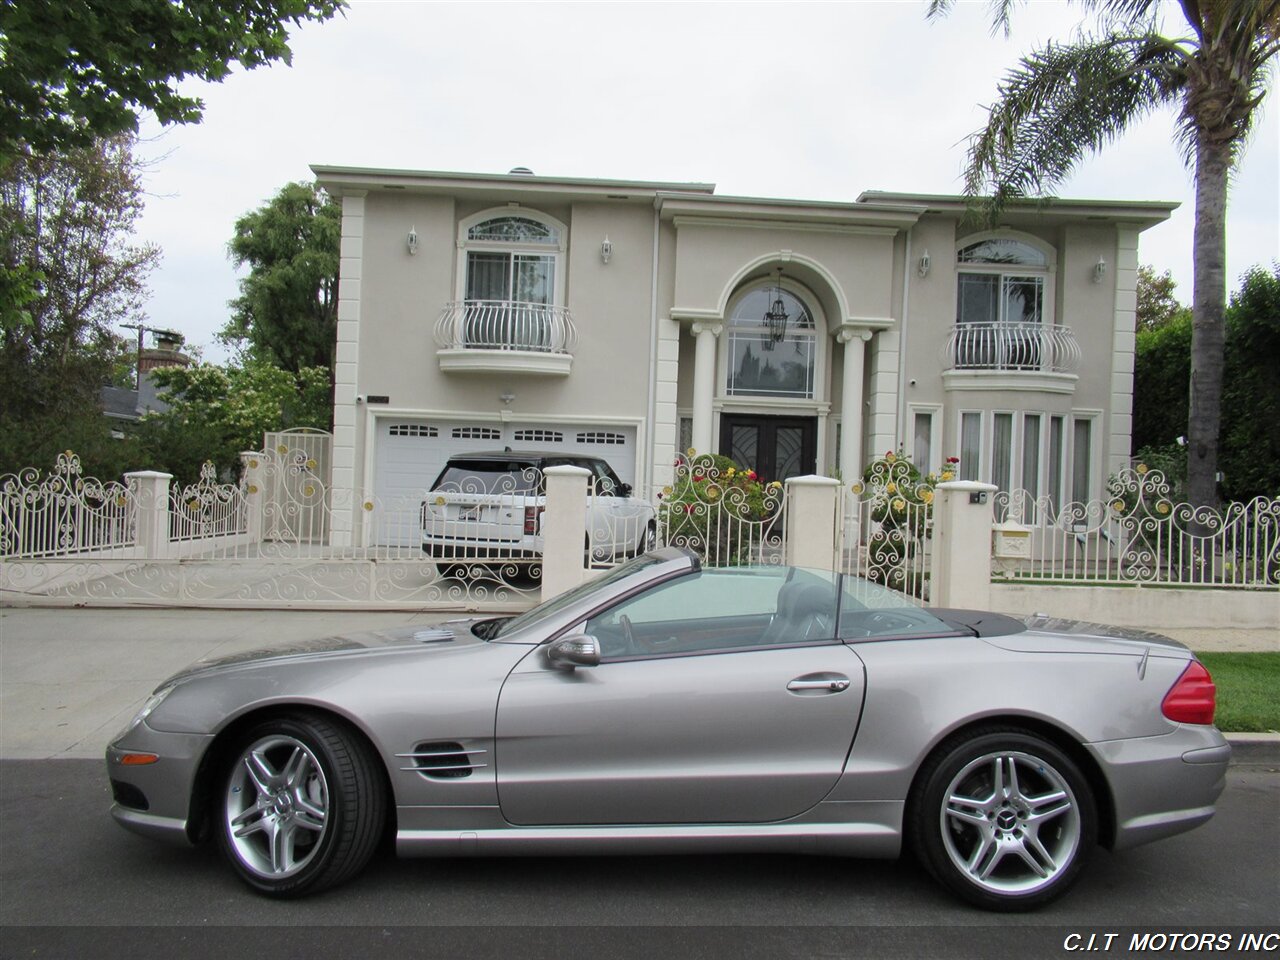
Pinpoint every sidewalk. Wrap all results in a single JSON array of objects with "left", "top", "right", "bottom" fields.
[{"left": 1, "top": 606, "right": 1275, "bottom": 761}]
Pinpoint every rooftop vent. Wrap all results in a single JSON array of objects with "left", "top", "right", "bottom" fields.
[{"left": 508, "top": 166, "right": 534, "bottom": 176}]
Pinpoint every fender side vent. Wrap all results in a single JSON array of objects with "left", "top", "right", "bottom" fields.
[{"left": 396, "top": 741, "right": 487, "bottom": 779}]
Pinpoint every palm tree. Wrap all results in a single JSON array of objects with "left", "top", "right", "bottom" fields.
[{"left": 928, "top": 0, "right": 1279, "bottom": 508}]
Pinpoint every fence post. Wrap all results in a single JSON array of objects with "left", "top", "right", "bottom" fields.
[
  {"left": 932, "top": 480, "right": 997, "bottom": 609},
  {"left": 240, "top": 452, "right": 265, "bottom": 543},
  {"left": 125, "top": 470, "right": 173, "bottom": 559},
  {"left": 541, "top": 465, "right": 591, "bottom": 602},
  {"left": 784, "top": 475, "right": 842, "bottom": 570}
]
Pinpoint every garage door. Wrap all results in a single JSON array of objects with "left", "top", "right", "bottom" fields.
[{"left": 373, "top": 418, "right": 638, "bottom": 545}]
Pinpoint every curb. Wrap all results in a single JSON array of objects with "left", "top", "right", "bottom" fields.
[{"left": 1225, "top": 732, "right": 1280, "bottom": 763}]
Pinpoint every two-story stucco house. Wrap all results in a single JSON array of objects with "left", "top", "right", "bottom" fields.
[{"left": 311, "top": 165, "right": 1174, "bottom": 546}]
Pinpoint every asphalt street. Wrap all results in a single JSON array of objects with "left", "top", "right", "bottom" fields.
[{"left": 1, "top": 757, "right": 1276, "bottom": 960}]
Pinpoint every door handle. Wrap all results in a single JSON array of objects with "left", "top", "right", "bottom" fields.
[{"left": 787, "top": 676, "right": 851, "bottom": 693}]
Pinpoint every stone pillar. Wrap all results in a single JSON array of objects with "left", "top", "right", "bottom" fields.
[
  {"left": 239, "top": 452, "right": 265, "bottom": 543},
  {"left": 125, "top": 470, "right": 173, "bottom": 559},
  {"left": 690, "top": 321, "right": 723, "bottom": 455},
  {"left": 541, "top": 465, "right": 591, "bottom": 602},
  {"left": 837, "top": 326, "right": 872, "bottom": 483},
  {"left": 931, "top": 480, "right": 997, "bottom": 609},
  {"left": 783, "top": 475, "right": 842, "bottom": 570}
]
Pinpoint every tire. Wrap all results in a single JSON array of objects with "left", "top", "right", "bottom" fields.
[
  {"left": 908, "top": 726, "right": 1096, "bottom": 911},
  {"left": 217, "top": 713, "right": 386, "bottom": 898}
]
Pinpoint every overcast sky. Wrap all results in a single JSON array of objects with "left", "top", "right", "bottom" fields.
[{"left": 132, "top": 0, "right": 1279, "bottom": 363}]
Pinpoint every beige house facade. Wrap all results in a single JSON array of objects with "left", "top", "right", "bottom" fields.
[{"left": 312, "top": 165, "right": 1174, "bottom": 546}]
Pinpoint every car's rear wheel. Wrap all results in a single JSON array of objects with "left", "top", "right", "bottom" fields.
[
  {"left": 217, "top": 713, "right": 385, "bottom": 898},
  {"left": 636, "top": 522, "right": 657, "bottom": 556},
  {"left": 909, "top": 727, "right": 1096, "bottom": 911}
]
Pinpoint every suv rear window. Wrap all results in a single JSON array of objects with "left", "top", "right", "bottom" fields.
[{"left": 432, "top": 460, "right": 541, "bottom": 494}]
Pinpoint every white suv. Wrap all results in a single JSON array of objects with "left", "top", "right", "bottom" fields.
[{"left": 421, "top": 452, "right": 656, "bottom": 568}]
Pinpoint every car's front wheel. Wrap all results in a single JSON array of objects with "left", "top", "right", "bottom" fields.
[
  {"left": 909, "top": 727, "right": 1096, "bottom": 911},
  {"left": 217, "top": 713, "right": 385, "bottom": 898}
]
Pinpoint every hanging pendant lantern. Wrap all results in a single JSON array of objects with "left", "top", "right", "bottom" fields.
[{"left": 763, "top": 269, "right": 789, "bottom": 348}]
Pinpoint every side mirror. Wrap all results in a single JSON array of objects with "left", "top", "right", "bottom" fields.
[
  {"left": 545, "top": 634, "right": 601, "bottom": 670},
  {"left": 617, "top": 482, "right": 632, "bottom": 498}
]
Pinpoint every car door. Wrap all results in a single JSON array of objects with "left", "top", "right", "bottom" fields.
[{"left": 494, "top": 566, "right": 866, "bottom": 826}]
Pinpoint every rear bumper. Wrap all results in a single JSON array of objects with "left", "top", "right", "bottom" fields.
[{"left": 1086, "top": 725, "right": 1230, "bottom": 851}]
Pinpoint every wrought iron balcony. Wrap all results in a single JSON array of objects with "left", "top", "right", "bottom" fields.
[
  {"left": 942, "top": 322, "right": 1081, "bottom": 374},
  {"left": 433, "top": 300, "right": 577, "bottom": 375}
]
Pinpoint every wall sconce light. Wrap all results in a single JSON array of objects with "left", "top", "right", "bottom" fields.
[
  {"left": 918, "top": 250, "right": 931, "bottom": 278},
  {"left": 407, "top": 227, "right": 419, "bottom": 256},
  {"left": 600, "top": 236, "right": 612, "bottom": 264},
  {"left": 1093, "top": 256, "right": 1107, "bottom": 283}
]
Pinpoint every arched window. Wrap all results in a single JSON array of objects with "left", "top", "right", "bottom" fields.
[
  {"left": 725, "top": 286, "right": 818, "bottom": 399},
  {"left": 954, "top": 234, "right": 1055, "bottom": 370},
  {"left": 462, "top": 214, "right": 562, "bottom": 306}
]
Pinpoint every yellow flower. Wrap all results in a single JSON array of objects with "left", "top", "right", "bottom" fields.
[
  {"left": 686, "top": 447, "right": 697, "bottom": 457},
  {"left": 1112, "top": 499, "right": 1127, "bottom": 514},
  {"left": 926, "top": 473, "right": 936, "bottom": 483},
  {"left": 921, "top": 491, "right": 934, "bottom": 504},
  {"left": 886, "top": 482, "right": 897, "bottom": 494},
  {"left": 1136, "top": 463, "right": 1149, "bottom": 475},
  {"left": 892, "top": 498, "right": 906, "bottom": 512},
  {"left": 662, "top": 486, "right": 672, "bottom": 497},
  {"left": 768, "top": 481, "right": 781, "bottom": 489},
  {"left": 726, "top": 468, "right": 735, "bottom": 477},
  {"left": 886, "top": 452, "right": 896, "bottom": 462},
  {"left": 941, "top": 471, "right": 954, "bottom": 482}
]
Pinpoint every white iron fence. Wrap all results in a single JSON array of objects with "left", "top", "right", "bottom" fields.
[
  {"left": 838, "top": 456, "right": 932, "bottom": 603},
  {"left": 654, "top": 455, "right": 785, "bottom": 567},
  {"left": 0, "top": 452, "right": 137, "bottom": 559},
  {"left": 993, "top": 467, "right": 1279, "bottom": 587}
]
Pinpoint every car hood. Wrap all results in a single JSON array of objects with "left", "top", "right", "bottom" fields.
[
  {"left": 984, "top": 615, "right": 1193, "bottom": 657},
  {"left": 162, "top": 618, "right": 500, "bottom": 687}
]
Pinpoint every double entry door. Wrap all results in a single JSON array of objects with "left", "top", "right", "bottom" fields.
[{"left": 719, "top": 414, "right": 817, "bottom": 485}]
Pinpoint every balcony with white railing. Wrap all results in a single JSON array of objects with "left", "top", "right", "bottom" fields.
[
  {"left": 941, "top": 322, "right": 1081, "bottom": 392},
  {"left": 433, "top": 300, "right": 577, "bottom": 375}
]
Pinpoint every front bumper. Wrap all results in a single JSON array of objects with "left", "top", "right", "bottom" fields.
[
  {"left": 106, "top": 722, "right": 214, "bottom": 846},
  {"left": 1086, "top": 724, "right": 1231, "bottom": 851}
]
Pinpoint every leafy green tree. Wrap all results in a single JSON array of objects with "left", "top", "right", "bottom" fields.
[
  {"left": 1137, "top": 264, "right": 1189, "bottom": 331},
  {"left": 1219, "top": 264, "right": 1280, "bottom": 500},
  {"left": 0, "top": 0, "right": 345, "bottom": 157},
  {"left": 222, "top": 181, "right": 340, "bottom": 374},
  {"left": 1133, "top": 264, "right": 1280, "bottom": 502},
  {"left": 0, "top": 136, "right": 157, "bottom": 476},
  {"left": 138, "top": 359, "right": 331, "bottom": 482},
  {"left": 927, "top": 0, "right": 1280, "bottom": 509}
]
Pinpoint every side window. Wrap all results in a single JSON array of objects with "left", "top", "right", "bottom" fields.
[
  {"left": 583, "top": 568, "right": 838, "bottom": 659},
  {"left": 838, "top": 576, "right": 956, "bottom": 640}
]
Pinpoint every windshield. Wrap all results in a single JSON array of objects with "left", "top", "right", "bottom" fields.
[
  {"left": 432, "top": 461, "right": 541, "bottom": 495},
  {"left": 492, "top": 553, "right": 671, "bottom": 639}
]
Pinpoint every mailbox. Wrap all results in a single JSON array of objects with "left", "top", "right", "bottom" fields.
[{"left": 992, "top": 520, "right": 1033, "bottom": 559}]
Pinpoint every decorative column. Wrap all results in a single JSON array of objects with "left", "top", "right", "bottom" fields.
[
  {"left": 690, "top": 321, "right": 723, "bottom": 455},
  {"left": 931, "top": 480, "right": 997, "bottom": 609},
  {"left": 541, "top": 465, "right": 592, "bottom": 602},
  {"left": 837, "top": 326, "right": 873, "bottom": 483},
  {"left": 124, "top": 470, "right": 173, "bottom": 559},
  {"left": 783, "top": 475, "right": 842, "bottom": 570}
]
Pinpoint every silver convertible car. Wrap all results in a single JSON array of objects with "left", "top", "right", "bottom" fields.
[{"left": 106, "top": 547, "right": 1229, "bottom": 910}]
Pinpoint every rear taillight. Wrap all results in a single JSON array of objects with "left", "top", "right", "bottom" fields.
[
  {"left": 524, "top": 505, "right": 544, "bottom": 536},
  {"left": 1162, "top": 660, "right": 1216, "bottom": 725}
]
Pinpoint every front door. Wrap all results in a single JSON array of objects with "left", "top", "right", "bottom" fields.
[{"left": 719, "top": 415, "right": 817, "bottom": 484}]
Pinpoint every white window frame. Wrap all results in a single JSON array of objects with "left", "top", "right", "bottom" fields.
[
  {"left": 908, "top": 403, "right": 942, "bottom": 475},
  {"left": 718, "top": 278, "right": 827, "bottom": 406},
  {"left": 455, "top": 206, "right": 569, "bottom": 307},
  {"left": 954, "top": 230, "right": 1058, "bottom": 328},
  {"left": 957, "top": 410, "right": 984, "bottom": 483},
  {"left": 1069, "top": 409, "right": 1102, "bottom": 505},
  {"left": 1019, "top": 412, "right": 1044, "bottom": 500}
]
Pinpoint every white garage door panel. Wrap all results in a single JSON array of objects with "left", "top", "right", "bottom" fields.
[{"left": 374, "top": 419, "right": 638, "bottom": 509}]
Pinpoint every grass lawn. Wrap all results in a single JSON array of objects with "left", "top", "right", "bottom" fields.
[{"left": 1194, "top": 652, "right": 1280, "bottom": 733}]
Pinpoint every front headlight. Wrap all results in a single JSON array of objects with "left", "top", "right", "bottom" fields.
[{"left": 114, "top": 685, "right": 175, "bottom": 740}]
